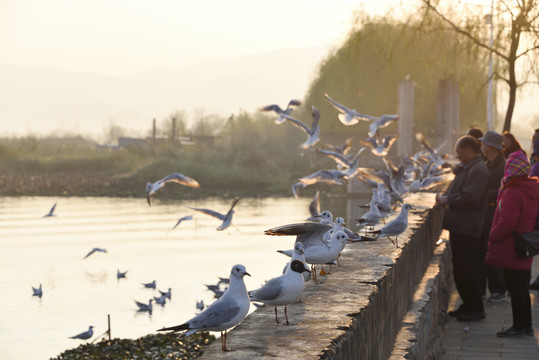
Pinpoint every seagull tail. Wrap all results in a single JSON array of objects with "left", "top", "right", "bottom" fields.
[{"left": 157, "top": 323, "right": 189, "bottom": 333}]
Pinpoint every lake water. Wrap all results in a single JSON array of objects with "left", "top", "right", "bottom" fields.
[{"left": 0, "top": 195, "right": 367, "bottom": 360}]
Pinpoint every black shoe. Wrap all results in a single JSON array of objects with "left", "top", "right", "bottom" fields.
[
  {"left": 525, "top": 327, "right": 534, "bottom": 336},
  {"left": 496, "top": 327, "right": 526, "bottom": 338},
  {"left": 448, "top": 309, "right": 462, "bottom": 317},
  {"left": 529, "top": 282, "right": 539, "bottom": 290},
  {"left": 457, "top": 311, "right": 485, "bottom": 322}
]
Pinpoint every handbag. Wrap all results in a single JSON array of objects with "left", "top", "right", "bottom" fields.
[{"left": 513, "top": 230, "right": 539, "bottom": 258}]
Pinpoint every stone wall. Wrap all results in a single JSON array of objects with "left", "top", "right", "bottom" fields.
[{"left": 199, "top": 192, "right": 447, "bottom": 359}]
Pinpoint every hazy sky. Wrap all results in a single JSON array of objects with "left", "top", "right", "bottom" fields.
[{"left": 1, "top": 0, "right": 364, "bottom": 76}]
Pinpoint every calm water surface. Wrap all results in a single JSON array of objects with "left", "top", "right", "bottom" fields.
[{"left": 0, "top": 195, "right": 365, "bottom": 360}]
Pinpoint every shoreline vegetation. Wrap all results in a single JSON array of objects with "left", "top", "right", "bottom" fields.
[{"left": 51, "top": 332, "right": 215, "bottom": 360}]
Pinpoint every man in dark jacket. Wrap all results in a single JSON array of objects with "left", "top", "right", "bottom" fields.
[
  {"left": 437, "top": 135, "right": 489, "bottom": 321},
  {"left": 478, "top": 131, "right": 506, "bottom": 302}
]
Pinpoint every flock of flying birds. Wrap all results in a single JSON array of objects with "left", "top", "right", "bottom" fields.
[{"left": 32, "top": 94, "right": 452, "bottom": 350}]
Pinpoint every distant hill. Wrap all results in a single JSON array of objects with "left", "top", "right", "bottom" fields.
[{"left": 0, "top": 46, "right": 329, "bottom": 139}]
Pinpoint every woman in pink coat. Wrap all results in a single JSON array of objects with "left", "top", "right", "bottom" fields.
[{"left": 486, "top": 150, "right": 539, "bottom": 338}]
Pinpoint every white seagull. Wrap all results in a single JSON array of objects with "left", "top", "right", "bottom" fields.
[
  {"left": 368, "top": 114, "right": 399, "bottom": 138},
  {"left": 370, "top": 203, "right": 413, "bottom": 247},
  {"left": 83, "top": 247, "right": 107, "bottom": 259},
  {"left": 280, "top": 242, "right": 311, "bottom": 282},
  {"left": 145, "top": 172, "right": 200, "bottom": 206},
  {"left": 249, "top": 260, "right": 311, "bottom": 325},
  {"left": 306, "top": 190, "right": 321, "bottom": 221},
  {"left": 324, "top": 93, "right": 370, "bottom": 126},
  {"left": 32, "top": 284, "right": 43, "bottom": 298},
  {"left": 135, "top": 299, "right": 153, "bottom": 313},
  {"left": 281, "top": 105, "right": 321, "bottom": 149},
  {"left": 43, "top": 202, "right": 57, "bottom": 217},
  {"left": 259, "top": 99, "right": 302, "bottom": 124},
  {"left": 69, "top": 326, "right": 94, "bottom": 340},
  {"left": 158, "top": 264, "right": 251, "bottom": 352},
  {"left": 361, "top": 135, "right": 399, "bottom": 157},
  {"left": 170, "top": 215, "right": 193, "bottom": 231},
  {"left": 356, "top": 196, "right": 382, "bottom": 230},
  {"left": 189, "top": 197, "right": 240, "bottom": 231}
]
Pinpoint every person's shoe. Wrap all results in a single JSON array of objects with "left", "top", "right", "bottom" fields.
[
  {"left": 496, "top": 327, "right": 526, "bottom": 338},
  {"left": 529, "top": 282, "right": 539, "bottom": 290},
  {"left": 457, "top": 311, "right": 486, "bottom": 322},
  {"left": 448, "top": 309, "right": 463, "bottom": 317},
  {"left": 525, "top": 327, "right": 534, "bottom": 336},
  {"left": 487, "top": 292, "right": 506, "bottom": 303}
]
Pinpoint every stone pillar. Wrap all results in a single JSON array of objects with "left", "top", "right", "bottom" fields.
[
  {"left": 397, "top": 79, "right": 415, "bottom": 158},
  {"left": 437, "top": 77, "right": 460, "bottom": 154}
]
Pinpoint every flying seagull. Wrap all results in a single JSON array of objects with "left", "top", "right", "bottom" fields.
[
  {"left": 83, "top": 247, "right": 107, "bottom": 260},
  {"left": 324, "top": 93, "right": 370, "bottom": 126},
  {"left": 169, "top": 215, "right": 193, "bottom": 231},
  {"left": 158, "top": 264, "right": 251, "bottom": 352},
  {"left": 259, "top": 99, "right": 302, "bottom": 124},
  {"left": 146, "top": 172, "right": 200, "bottom": 206},
  {"left": 69, "top": 326, "right": 94, "bottom": 340},
  {"left": 281, "top": 105, "right": 321, "bottom": 149},
  {"left": 189, "top": 197, "right": 240, "bottom": 231}
]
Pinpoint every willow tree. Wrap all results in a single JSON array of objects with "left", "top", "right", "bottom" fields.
[
  {"left": 421, "top": 0, "right": 539, "bottom": 132},
  {"left": 301, "top": 12, "right": 489, "bottom": 139}
]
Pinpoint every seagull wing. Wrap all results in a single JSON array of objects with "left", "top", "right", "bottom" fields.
[
  {"left": 281, "top": 114, "right": 310, "bottom": 133},
  {"left": 162, "top": 173, "right": 200, "bottom": 188},
  {"left": 308, "top": 190, "right": 320, "bottom": 219},
  {"left": 171, "top": 215, "right": 193, "bottom": 230},
  {"left": 190, "top": 207, "right": 226, "bottom": 221},
  {"left": 259, "top": 104, "right": 284, "bottom": 113},
  {"left": 83, "top": 248, "right": 97, "bottom": 259},
  {"left": 188, "top": 298, "right": 241, "bottom": 330},
  {"left": 250, "top": 277, "right": 283, "bottom": 302}
]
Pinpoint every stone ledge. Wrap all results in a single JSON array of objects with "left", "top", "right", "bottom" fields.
[{"left": 199, "top": 192, "right": 444, "bottom": 360}]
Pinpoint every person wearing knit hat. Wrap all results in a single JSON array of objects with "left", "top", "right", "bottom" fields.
[
  {"left": 486, "top": 150, "right": 539, "bottom": 338},
  {"left": 529, "top": 138, "right": 539, "bottom": 291},
  {"left": 478, "top": 130, "right": 506, "bottom": 303}
]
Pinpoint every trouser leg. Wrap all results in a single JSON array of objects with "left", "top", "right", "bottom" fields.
[{"left": 504, "top": 268, "right": 532, "bottom": 330}]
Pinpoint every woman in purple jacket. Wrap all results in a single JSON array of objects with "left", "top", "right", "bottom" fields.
[{"left": 486, "top": 150, "right": 539, "bottom": 338}]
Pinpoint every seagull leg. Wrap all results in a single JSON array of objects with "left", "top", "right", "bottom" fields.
[
  {"left": 395, "top": 236, "right": 400, "bottom": 248},
  {"left": 284, "top": 305, "right": 290, "bottom": 326},
  {"left": 221, "top": 330, "right": 234, "bottom": 352},
  {"left": 274, "top": 306, "right": 280, "bottom": 324},
  {"left": 311, "top": 265, "right": 318, "bottom": 283}
]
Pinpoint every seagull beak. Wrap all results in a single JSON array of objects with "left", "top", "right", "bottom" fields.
[{"left": 244, "top": 272, "right": 251, "bottom": 277}]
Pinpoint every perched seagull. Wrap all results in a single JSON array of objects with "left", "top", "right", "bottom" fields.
[
  {"left": 135, "top": 299, "right": 153, "bottom": 313},
  {"left": 170, "top": 215, "right": 193, "bottom": 231},
  {"left": 117, "top": 269, "right": 128, "bottom": 279},
  {"left": 32, "top": 284, "right": 43, "bottom": 298},
  {"left": 361, "top": 135, "right": 399, "bottom": 157},
  {"left": 269, "top": 221, "right": 333, "bottom": 252},
  {"left": 259, "top": 99, "right": 302, "bottom": 125},
  {"left": 280, "top": 242, "right": 311, "bottom": 282},
  {"left": 158, "top": 264, "right": 251, "bottom": 352},
  {"left": 142, "top": 280, "right": 156, "bottom": 289},
  {"left": 249, "top": 260, "right": 311, "bottom": 325},
  {"left": 154, "top": 295, "right": 167, "bottom": 306},
  {"left": 43, "top": 202, "right": 57, "bottom": 217},
  {"left": 324, "top": 93, "right": 370, "bottom": 126},
  {"left": 281, "top": 105, "right": 321, "bottom": 149},
  {"left": 83, "top": 247, "right": 107, "bottom": 260},
  {"left": 370, "top": 203, "right": 413, "bottom": 247},
  {"left": 145, "top": 172, "right": 200, "bottom": 206},
  {"left": 189, "top": 197, "right": 240, "bottom": 231},
  {"left": 302, "top": 231, "right": 350, "bottom": 281},
  {"left": 159, "top": 288, "right": 172, "bottom": 300},
  {"left": 69, "top": 326, "right": 94, "bottom": 340},
  {"left": 306, "top": 190, "right": 321, "bottom": 221},
  {"left": 196, "top": 300, "right": 205, "bottom": 311},
  {"left": 356, "top": 197, "right": 381, "bottom": 231}
]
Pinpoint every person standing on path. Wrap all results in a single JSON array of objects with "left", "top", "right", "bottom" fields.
[
  {"left": 437, "top": 135, "right": 489, "bottom": 322},
  {"left": 486, "top": 150, "right": 539, "bottom": 338},
  {"left": 478, "top": 131, "right": 507, "bottom": 302}
]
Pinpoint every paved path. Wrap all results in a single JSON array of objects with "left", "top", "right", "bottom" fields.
[{"left": 440, "top": 259, "right": 539, "bottom": 359}]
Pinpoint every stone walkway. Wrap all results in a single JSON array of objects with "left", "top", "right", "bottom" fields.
[{"left": 440, "top": 260, "right": 539, "bottom": 360}]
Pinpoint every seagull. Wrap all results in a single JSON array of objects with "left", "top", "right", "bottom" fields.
[
  {"left": 324, "top": 93, "right": 371, "bottom": 126},
  {"left": 249, "top": 260, "right": 311, "bottom": 325},
  {"left": 268, "top": 221, "right": 333, "bottom": 252},
  {"left": 280, "top": 242, "right": 311, "bottom": 282},
  {"left": 32, "top": 284, "right": 42, "bottom": 298},
  {"left": 158, "top": 264, "right": 251, "bottom": 352},
  {"left": 82, "top": 247, "right": 107, "bottom": 259},
  {"left": 323, "top": 138, "right": 353, "bottom": 156},
  {"left": 297, "top": 169, "right": 348, "bottom": 187},
  {"left": 306, "top": 190, "right": 321, "bottom": 221},
  {"left": 317, "top": 147, "right": 368, "bottom": 178},
  {"left": 189, "top": 197, "right": 240, "bottom": 231},
  {"left": 135, "top": 299, "right": 153, "bottom": 313},
  {"left": 159, "top": 288, "right": 172, "bottom": 300},
  {"left": 43, "top": 202, "right": 57, "bottom": 217},
  {"left": 356, "top": 197, "right": 381, "bottom": 231},
  {"left": 367, "top": 114, "right": 399, "bottom": 138},
  {"left": 117, "top": 269, "right": 128, "bottom": 279},
  {"left": 281, "top": 105, "right": 321, "bottom": 149},
  {"left": 170, "top": 215, "right": 193, "bottom": 231},
  {"left": 142, "top": 280, "right": 156, "bottom": 289},
  {"left": 302, "top": 231, "right": 350, "bottom": 281},
  {"left": 370, "top": 203, "right": 413, "bottom": 247},
  {"left": 154, "top": 295, "right": 167, "bottom": 306},
  {"left": 361, "top": 135, "right": 399, "bottom": 157},
  {"left": 145, "top": 172, "right": 200, "bottom": 206},
  {"left": 196, "top": 300, "right": 205, "bottom": 311},
  {"left": 259, "top": 99, "right": 302, "bottom": 124},
  {"left": 217, "top": 277, "right": 230, "bottom": 286},
  {"left": 69, "top": 326, "right": 94, "bottom": 340}
]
